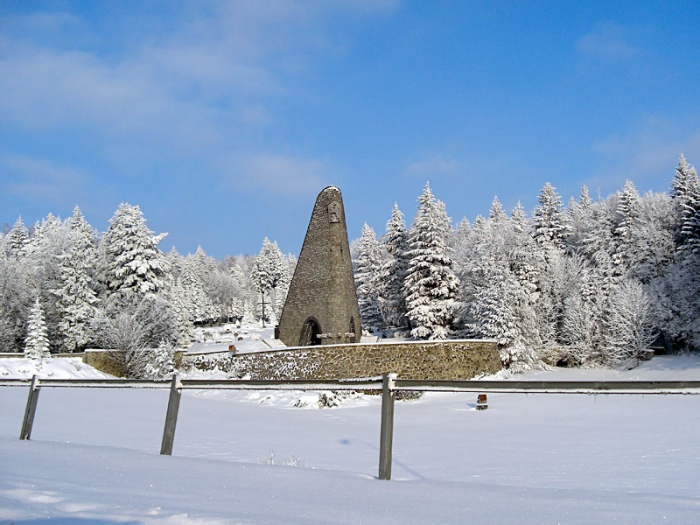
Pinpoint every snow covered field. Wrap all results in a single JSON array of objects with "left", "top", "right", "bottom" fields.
[
  {"left": 187, "top": 325, "right": 279, "bottom": 355},
  {"left": 185, "top": 324, "right": 382, "bottom": 356},
  {"left": 1, "top": 355, "right": 700, "bottom": 523}
]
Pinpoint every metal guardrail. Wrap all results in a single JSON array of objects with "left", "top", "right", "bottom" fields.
[
  {"left": 4, "top": 374, "right": 700, "bottom": 480},
  {"left": 5, "top": 377, "right": 700, "bottom": 392},
  {"left": 394, "top": 379, "right": 700, "bottom": 394},
  {"left": 1, "top": 378, "right": 172, "bottom": 389},
  {"left": 5, "top": 377, "right": 700, "bottom": 395},
  {"left": 0, "top": 377, "right": 384, "bottom": 390}
]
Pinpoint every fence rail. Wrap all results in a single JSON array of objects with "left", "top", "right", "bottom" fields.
[
  {"left": 4, "top": 375, "right": 700, "bottom": 480},
  {"left": 0, "top": 377, "right": 385, "bottom": 390},
  {"left": 5, "top": 377, "right": 700, "bottom": 393},
  {"left": 394, "top": 379, "right": 700, "bottom": 394}
]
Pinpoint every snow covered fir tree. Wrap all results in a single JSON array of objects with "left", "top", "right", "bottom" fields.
[
  {"left": 24, "top": 297, "right": 50, "bottom": 362},
  {"left": 353, "top": 223, "right": 384, "bottom": 332},
  {"left": 0, "top": 203, "right": 296, "bottom": 377},
  {"left": 402, "top": 183, "right": 460, "bottom": 340},
  {"left": 349, "top": 154, "right": 700, "bottom": 369},
  {"left": 250, "top": 238, "right": 291, "bottom": 328},
  {"left": 2, "top": 154, "right": 700, "bottom": 372}
]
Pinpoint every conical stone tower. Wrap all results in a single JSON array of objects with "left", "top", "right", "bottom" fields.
[{"left": 275, "top": 186, "right": 362, "bottom": 347}]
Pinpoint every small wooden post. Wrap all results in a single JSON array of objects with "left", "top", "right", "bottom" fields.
[
  {"left": 20, "top": 375, "right": 41, "bottom": 440},
  {"left": 378, "top": 373, "right": 396, "bottom": 480},
  {"left": 160, "top": 374, "right": 182, "bottom": 455}
]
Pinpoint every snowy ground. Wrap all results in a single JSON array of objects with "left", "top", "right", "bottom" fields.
[
  {"left": 187, "top": 323, "right": 391, "bottom": 355},
  {"left": 1, "top": 354, "right": 700, "bottom": 523},
  {"left": 0, "top": 357, "right": 110, "bottom": 381},
  {"left": 187, "top": 324, "right": 279, "bottom": 355}
]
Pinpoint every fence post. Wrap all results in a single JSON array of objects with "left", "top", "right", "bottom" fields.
[
  {"left": 378, "top": 373, "right": 396, "bottom": 480},
  {"left": 160, "top": 374, "right": 182, "bottom": 455},
  {"left": 20, "top": 375, "right": 41, "bottom": 440}
]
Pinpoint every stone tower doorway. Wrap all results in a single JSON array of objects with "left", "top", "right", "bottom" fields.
[
  {"left": 300, "top": 318, "right": 322, "bottom": 346},
  {"left": 349, "top": 317, "right": 356, "bottom": 343}
]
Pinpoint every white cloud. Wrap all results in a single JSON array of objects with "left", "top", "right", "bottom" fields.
[
  {"left": 404, "top": 155, "right": 460, "bottom": 178},
  {"left": 1, "top": 153, "right": 88, "bottom": 202},
  {"left": 236, "top": 153, "right": 329, "bottom": 195},
  {"left": 0, "top": 45, "right": 223, "bottom": 146},
  {"left": 576, "top": 21, "right": 642, "bottom": 61},
  {"left": 241, "top": 105, "right": 275, "bottom": 127},
  {"left": 588, "top": 115, "right": 700, "bottom": 192},
  {"left": 0, "top": 11, "right": 81, "bottom": 43},
  {"left": 0, "top": 2, "right": 398, "bottom": 172}
]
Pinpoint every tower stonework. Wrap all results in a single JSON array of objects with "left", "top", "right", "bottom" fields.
[{"left": 276, "top": 186, "right": 362, "bottom": 347}]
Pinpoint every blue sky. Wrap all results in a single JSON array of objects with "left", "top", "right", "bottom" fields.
[{"left": 1, "top": 1, "right": 699, "bottom": 258}]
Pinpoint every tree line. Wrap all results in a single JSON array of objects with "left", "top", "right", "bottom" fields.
[
  {"left": 353, "top": 155, "right": 699, "bottom": 370},
  {"left": 0, "top": 204, "right": 295, "bottom": 365},
  {"left": 3, "top": 154, "right": 698, "bottom": 371}
]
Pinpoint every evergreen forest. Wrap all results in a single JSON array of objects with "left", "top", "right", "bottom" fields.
[{"left": 2, "top": 155, "right": 699, "bottom": 372}]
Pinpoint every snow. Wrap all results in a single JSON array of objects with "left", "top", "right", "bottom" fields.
[
  {"left": 0, "top": 357, "right": 110, "bottom": 380},
  {"left": 1, "top": 355, "right": 700, "bottom": 523},
  {"left": 187, "top": 324, "right": 281, "bottom": 355}
]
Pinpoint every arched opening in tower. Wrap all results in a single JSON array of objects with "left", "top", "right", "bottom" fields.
[
  {"left": 300, "top": 318, "right": 322, "bottom": 346},
  {"left": 349, "top": 317, "right": 356, "bottom": 342}
]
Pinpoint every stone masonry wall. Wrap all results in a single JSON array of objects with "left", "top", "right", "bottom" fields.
[
  {"left": 184, "top": 340, "right": 502, "bottom": 381},
  {"left": 276, "top": 186, "right": 362, "bottom": 346},
  {"left": 82, "top": 349, "right": 186, "bottom": 377}
]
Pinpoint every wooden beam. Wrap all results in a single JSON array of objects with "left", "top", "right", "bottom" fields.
[
  {"left": 378, "top": 373, "right": 396, "bottom": 480},
  {"left": 160, "top": 374, "right": 183, "bottom": 455},
  {"left": 19, "top": 375, "right": 41, "bottom": 440}
]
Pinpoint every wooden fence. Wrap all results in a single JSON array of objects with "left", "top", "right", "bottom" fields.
[{"left": 3, "top": 375, "right": 700, "bottom": 480}]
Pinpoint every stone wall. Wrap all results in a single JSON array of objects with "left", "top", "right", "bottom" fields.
[
  {"left": 83, "top": 350, "right": 123, "bottom": 377},
  {"left": 82, "top": 349, "right": 187, "bottom": 377},
  {"left": 183, "top": 339, "right": 502, "bottom": 381}
]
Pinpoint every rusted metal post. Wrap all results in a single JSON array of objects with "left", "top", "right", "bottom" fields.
[
  {"left": 378, "top": 373, "right": 396, "bottom": 480},
  {"left": 160, "top": 374, "right": 182, "bottom": 455},
  {"left": 20, "top": 375, "right": 41, "bottom": 440}
]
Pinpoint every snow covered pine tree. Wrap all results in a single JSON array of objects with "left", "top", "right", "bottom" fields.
[
  {"left": 353, "top": 223, "right": 384, "bottom": 332},
  {"left": 376, "top": 204, "right": 410, "bottom": 330},
  {"left": 24, "top": 297, "right": 50, "bottom": 362},
  {"left": 403, "top": 183, "right": 460, "bottom": 339}
]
